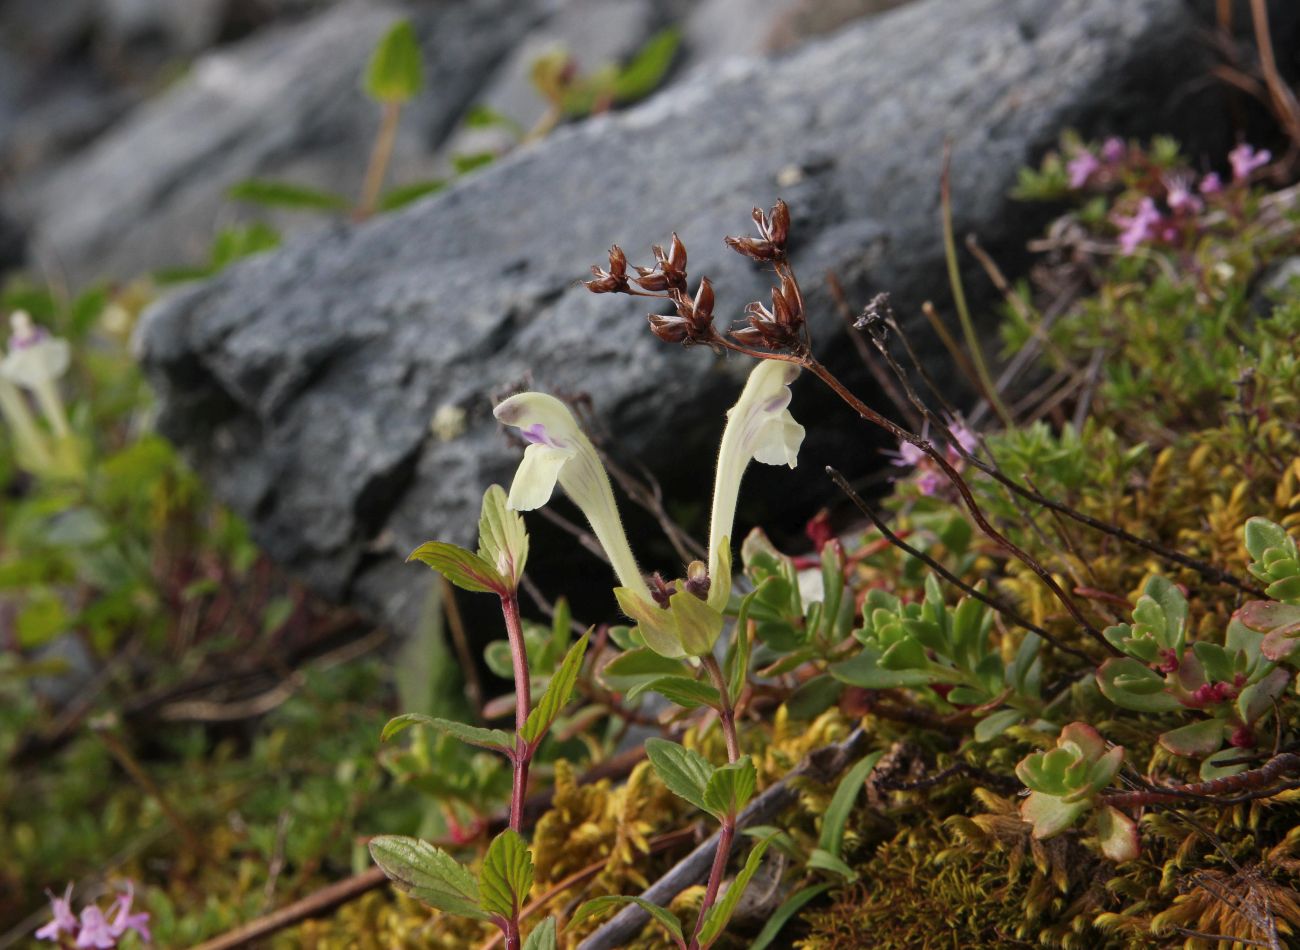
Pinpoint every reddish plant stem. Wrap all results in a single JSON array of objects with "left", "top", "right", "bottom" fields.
[
  {"left": 691, "top": 655, "right": 741, "bottom": 949},
  {"left": 500, "top": 592, "right": 532, "bottom": 835},
  {"left": 1104, "top": 752, "right": 1300, "bottom": 808}
]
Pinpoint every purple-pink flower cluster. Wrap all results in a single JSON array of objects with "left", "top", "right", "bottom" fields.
[
  {"left": 1065, "top": 137, "right": 1274, "bottom": 257},
  {"left": 36, "top": 883, "right": 150, "bottom": 947},
  {"left": 889, "top": 419, "right": 978, "bottom": 497}
]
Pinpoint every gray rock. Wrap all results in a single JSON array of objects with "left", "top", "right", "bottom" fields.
[
  {"left": 12, "top": 0, "right": 540, "bottom": 285},
  {"left": 137, "top": 0, "right": 1239, "bottom": 633},
  {"left": 681, "top": 0, "right": 913, "bottom": 69}
]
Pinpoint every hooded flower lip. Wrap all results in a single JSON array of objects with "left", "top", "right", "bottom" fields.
[
  {"left": 494, "top": 392, "right": 651, "bottom": 602},
  {"left": 708, "top": 360, "right": 805, "bottom": 608}
]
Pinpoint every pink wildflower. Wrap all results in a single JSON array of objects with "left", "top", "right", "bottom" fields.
[
  {"left": 916, "top": 470, "right": 944, "bottom": 496},
  {"left": 1164, "top": 175, "right": 1202, "bottom": 214},
  {"left": 1100, "top": 137, "right": 1126, "bottom": 164},
  {"left": 1113, "top": 197, "right": 1162, "bottom": 254},
  {"left": 75, "top": 906, "right": 116, "bottom": 949},
  {"left": 892, "top": 441, "right": 926, "bottom": 467},
  {"left": 1199, "top": 171, "right": 1223, "bottom": 195},
  {"left": 1228, "top": 143, "right": 1271, "bottom": 182},
  {"left": 35, "top": 885, "right": 78, "bottom": 942},
  {"left": 109, "top": 883, "right": 151, "bottom": 944},
  {"left": 1066, "top": 150, "right": 1100, "bottom": 189}
]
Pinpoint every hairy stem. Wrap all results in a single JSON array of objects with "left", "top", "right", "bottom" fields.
[
  {"left": 500, "top": 592, "right": 532, "bottom": 834},
  {"left": 691, "top": 654, "right": 741, "bottom": 948}
]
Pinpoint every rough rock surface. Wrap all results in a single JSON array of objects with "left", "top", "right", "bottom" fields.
[
  {"left": 10, "top": 0, "right": 539, "bottom": 285},
  {"left": 138, "top": 0, "right": 1238, "bottom": 632}
]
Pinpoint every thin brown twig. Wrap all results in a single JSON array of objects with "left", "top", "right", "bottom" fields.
[
  {"left": 860, "top": 310, "right": 1262, "bottom": 596},
  {"left": 1249, "top": 0, "right": 1300, "bottom": 151},
  {"left": 920, "top": 300, "right": 985, "bottom": 402}
]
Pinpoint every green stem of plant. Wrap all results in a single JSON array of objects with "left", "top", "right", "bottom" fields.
[
  {"left": 500, "top": 592, "right": 532, "bottom": 835},
  {"left": 356, "top": 100, "right": 402, "bottom": 220},
  {"left": 940, "top": 143, "right": 1013, "bottom": 426}
]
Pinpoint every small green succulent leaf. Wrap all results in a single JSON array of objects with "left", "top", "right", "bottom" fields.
[
  {"left": 478, "top": 484, "right": 529, "bottom": 591},
  {"left": 1237, "top": 600, "right": 1300, "bottom": 662},
  {"left": 1020, "top": 791, "right": 1090, "bottom": 838},
  {"left": 570, "top": 896, "right": 684, "bottom": 944},
  {"left": 368, "top": 836, "right": 488, "bottom": 920},
  {"left": 1158, "top": 718, "right": 1226, "bottom": 758},
  {"left": 522, "top": 917, "right": 558, "bottom": 950},
  {"left": 1237, "top": 668, "right": 1291, "bottom": 724},
  {"left": 1096, "top": 657, "right": 1181, "bottom": 712},
  {"left": 364, "top": 19, "right": 423, "bottom": 103},
  {"left": 407, "top": 541, "right": 504, "bottom": 595},
  {"left": 645, "top": 738, "right": 713, "bottom": 815},
  {"left": 819, "top": 750, "right": 883, "bottom": 859},
  {"left": 703, "top": 756, "right": 757, "bottom": 820},
  {"left": 697, "top": 839, "right": 771, "bottom": 946},
  {"left": 381, "top": 714, "right": 514, "bottom": 755},
  {"left": 1244, "top": 517, "right": 1300, "bottom": 602},
  {"left": 1095, "top": 805, "right": 1140, "bottom": 862},
  {"left": 479, "top": 829, "right": 533, "bottom": 920},
  {"left": 521, "top": 631, "right": 589, "bottom": 745}
]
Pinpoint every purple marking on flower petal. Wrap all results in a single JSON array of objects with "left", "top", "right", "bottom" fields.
[
  {"left": 763, "top": 394, "right": 787, "bottom": 413},
  {"left": 520, "top": 423, "right": 549, "bottom": 445}
]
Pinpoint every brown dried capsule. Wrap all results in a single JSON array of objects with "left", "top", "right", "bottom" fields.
[{"left": 584, "top": 245, "right": 630, "bottom": 293}]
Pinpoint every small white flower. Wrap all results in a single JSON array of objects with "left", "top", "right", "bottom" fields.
[
  {"left": 707, "top": 360, "right": 804, "bottom": 607},
  {"left": 494, "top": 392, "right": 651, "bottom": 602},
  {"left": 3, "top": 311, "right": 71, "bottom": 438}
]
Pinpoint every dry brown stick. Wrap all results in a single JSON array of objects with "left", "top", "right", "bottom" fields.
[
  {"left": 577, "top": 727, "right": 873, "bottom": 950},
  {"left": 192, "top": 867, "right": 389, "bottom": 950},
  {"left": 920, "top": 300, "right": 985, "bottom": 404},
  {"left": 1249, "top": 0, "right": 1300, "bottom": 151}
]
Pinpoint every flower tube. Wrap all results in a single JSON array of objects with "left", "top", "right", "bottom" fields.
[{"left": 494, "top": 392, "right": 650, "bottom": 603}]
